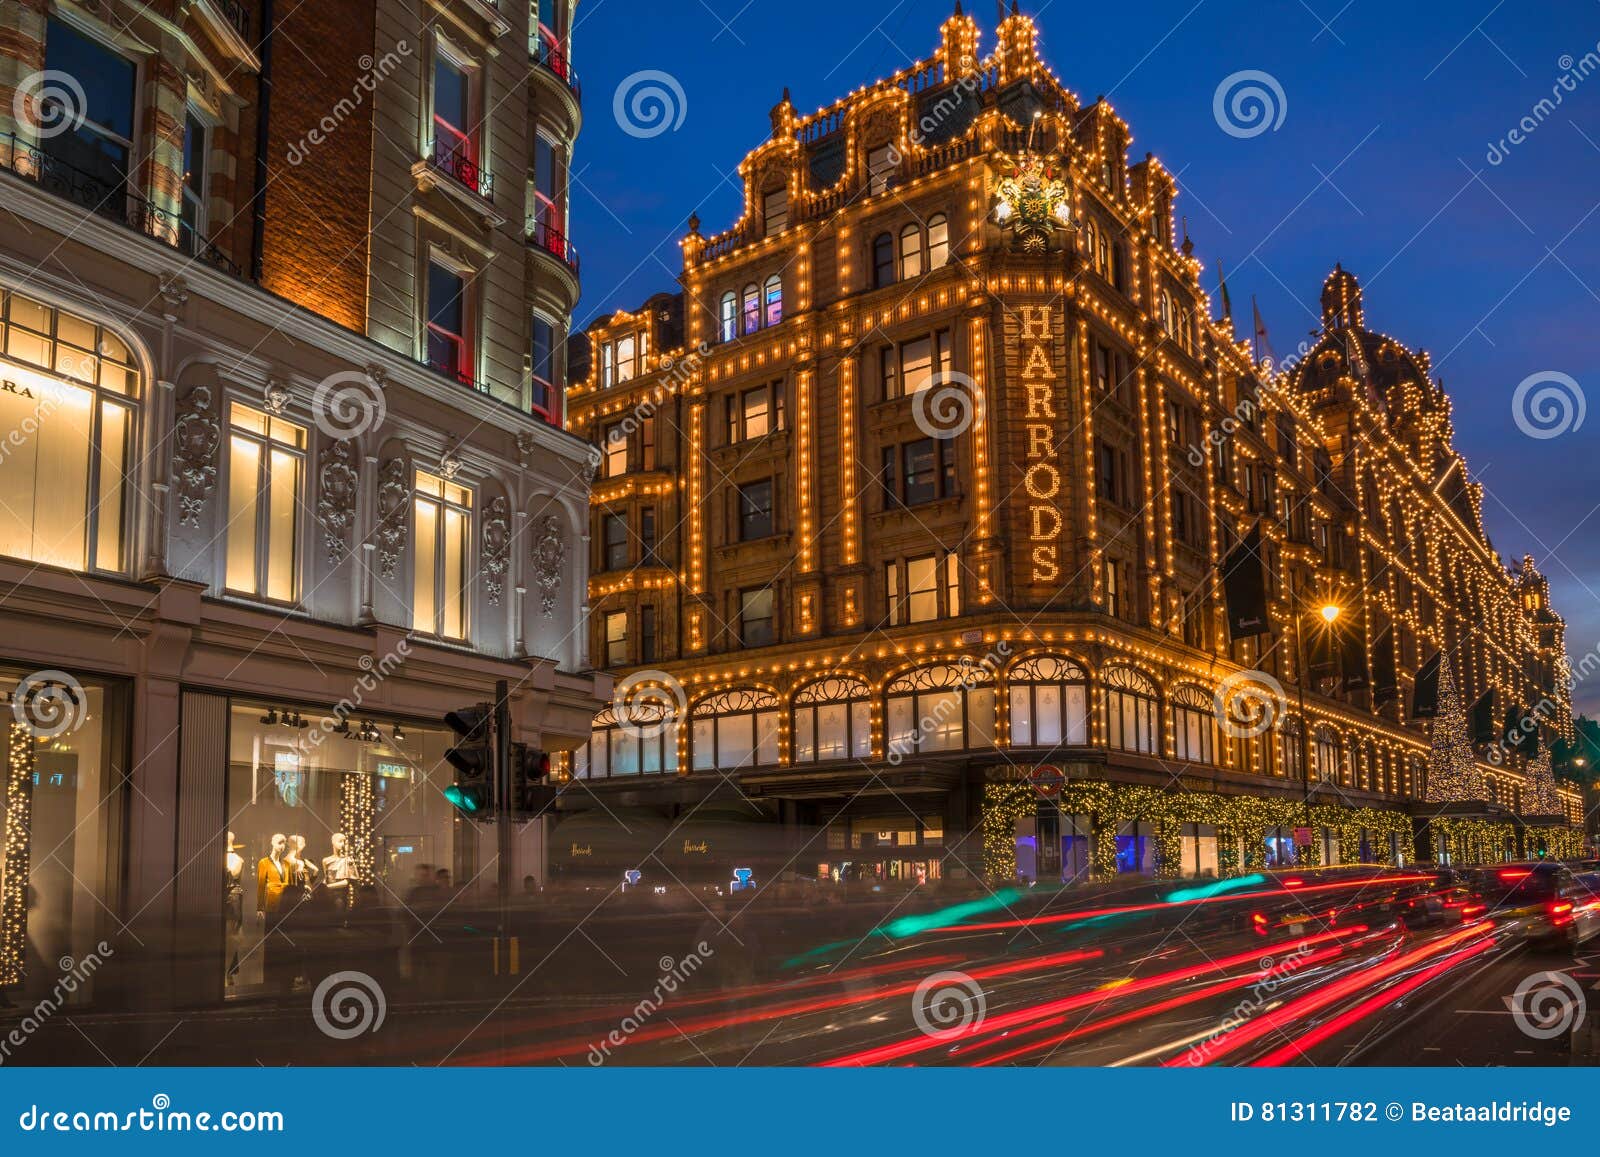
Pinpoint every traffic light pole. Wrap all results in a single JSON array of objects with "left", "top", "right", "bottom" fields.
[{"left": 493, "top": 679, "right": 512, "bottom": 940}]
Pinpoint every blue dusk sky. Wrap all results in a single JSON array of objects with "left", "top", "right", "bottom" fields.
[{"left": 567, "top": 0, "right": 1600, "bottom": 714}]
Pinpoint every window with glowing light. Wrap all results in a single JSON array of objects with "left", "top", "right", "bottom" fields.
[
  {"left": 866, "top": 143, "right": 897, "bottom": 194},
  {"left": 425, "top": 262, "right": 471, "bottom": 384},
  {"left": 899, "top": 223, "right": 923, "bottom": 278},
  {"left": 690, "top": 689, "right": 779, "bottom": 771},
  {"left": 763, "top": 273, "right": 783, "bottom": 327},
  {"left": 739, "top": 587, "right": 775, "bottom": 647},
  {"left": 792, "top": 677, "right": 872, "bottom": 763},
  {"left": 1171, "top": 684, "right": 1217, "bottom": 765},
  {"left": 603, "top": 610, "right": 627, "bottom": 666},
  {"left": 0, "top": 289, "right": 137, "bottom": 574},
  {"left": 885, "top": 663, "right": 996, "bottom": 754},
  {"left": 225, "top": 402, "right": 305, "bottom": 603},
  {"left": 741, "top": 284, "right": 761, "bottom": 335},
  {"left": 762, "top": 187, "right": 788, "bottom": 236},
  {"left": 578, "top": 702, "right": 678, "bottom": 778},
  {"left": 431, "top": 45, "right": 479, "bottom": 174},
  {"left": 602, "top": 422, "right": 627, "bottom": 477},
  {"left": 1100, "top": 666, "right": 1158, "bottom": 755},
  {"left": 927, "top": 214, "right": 950, "bottom": 268},
  {"left": 411, "top": 469, "right": 472, "bottom": 640},
  {"left": 719, "top": 292, "right": 737, "bottom": 342},
  {"left": 1008, "top": 656, "right": 1089, "bottom": 747}
]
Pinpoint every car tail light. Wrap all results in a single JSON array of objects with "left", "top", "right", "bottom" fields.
[
  {"left": 1251, "top": 912, "right": 1269, "bottom": 936},
  {"left": 1460, "top": 903, "right": 1486, "bottom": 919},
  {"left": 1499, "top": 868, "right": 1533, "bottom": 882},
  {"left": 1549, "top": 900, "right": 1575, "bottom": 928}
]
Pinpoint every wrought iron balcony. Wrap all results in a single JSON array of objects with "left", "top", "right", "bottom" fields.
[
  {"left": 427, "top": 137, "right": 494, "bottom": 201},
  {"left": 0, "top": 132, "right": 240, "bottom": 276},
  {"left": 526, "top": 217, "right": 580, "bottom": 276},
  {"left": 531, "top": 40, "right": 581, "bottom": 101}
]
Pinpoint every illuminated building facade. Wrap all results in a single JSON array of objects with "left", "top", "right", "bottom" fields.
[
  {"left": 0, "top": 1, "right": 598, "bottom": 1006},
  {"left": 567, "top": 9, "right": 1582, "bottom": 885}
]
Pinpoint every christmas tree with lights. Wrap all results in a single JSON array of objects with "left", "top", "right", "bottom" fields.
[
  {"left": 1426, "top": 653, "right": 1485, "bottom": 803},
  {"left": 1524, "top": 748, "right": 1562, "bottom": 817}
]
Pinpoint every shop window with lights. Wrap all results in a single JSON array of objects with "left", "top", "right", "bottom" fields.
[
  {"left": 792, "top": 677, "right": 872, "bottom": 763},
  {"left": 0, "top": 290, "right": 137, "bottom": 574},
  {"left": 578, "top": 702, "right": 678, "bottom": 779},
  {"left": 690, "top": 689, "right": 779, "bottom": 771},
  {"left": 1100, "top": 666, "right": 1158, "bottom": 755},
  {"left": 225, "top": 403, "right": 304, "bottom": 603},
  {"left": 222, "top": 700, "right": 456, "bottom": 998},
  {"left": 412, "top": 469, "right": 472, "bottom": 640},
  {"left": 0, "top": 665, "right": 123, "bottom": 1005},
  {"left": 1314, "top": 727, "right": 1344, "bottom": 783},
  {"left": 40, "top": 20, "right": 136, "bottom": 210},
  {"left": 1170, "top": 684, "right": 1217, "bottom": 764},
  {"left": 425, "top": 262, "right": 471, "bottom": 385},
  {"left": 1008, "top": 656, "right": 1089, "bottom": 747},
  {"left": 885, "top": 663, "right": 995, "bottom": 754}
]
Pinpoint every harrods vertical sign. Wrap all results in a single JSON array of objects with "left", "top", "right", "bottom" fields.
[{"left": 1012, "top": 303, "right": 1069, "bottom": 588}]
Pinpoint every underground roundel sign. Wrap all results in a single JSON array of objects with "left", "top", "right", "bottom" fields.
[{"left": 1030, "top": 764, "right": 1064, "bottom": 800}]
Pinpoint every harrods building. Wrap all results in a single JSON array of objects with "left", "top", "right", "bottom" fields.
[{"left": 565, "top": 8, "right": 1583, "bottom": 887}]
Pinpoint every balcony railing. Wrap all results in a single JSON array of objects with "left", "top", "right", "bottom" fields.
[
  {"left": 531, "top": 40, "right": 581, "bottom": 101},
  {"left": 428, "top": 137, "right": 494, "bottom": 201},
  {"left": 526, "top": 217, "right": 580, "bottom": 276},
  {"left": 217, "top": 0, "right": 250, "bottom": 39},
  {"left": 0, "top": 132, "right": 241, "bottom": 276}
]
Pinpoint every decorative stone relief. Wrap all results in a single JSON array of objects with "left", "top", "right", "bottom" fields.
[
  {"left": 374, "top": 458, "right": 409, "bottom": 580},
  {"left": 317, "top": 440, "right": 359, "bottom": 566},
  {"left": 481, "top": 497, "right": 510, "bottom": 607},
  {"left": 531, "top": 514, "right": 566, "bottom": 619},
  {"left": 263, "top": 379, "right": 292, "bottom": 415},
  {"left": 439, "top": 447, "right": 463, "bottom": 480},
  {"left": 172, "top": 385, "right": 220, "bottom": 529}
]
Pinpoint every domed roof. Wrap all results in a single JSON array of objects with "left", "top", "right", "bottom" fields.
[{"left": 1288, "top": 265, "right": 1435, "bottom": 413}]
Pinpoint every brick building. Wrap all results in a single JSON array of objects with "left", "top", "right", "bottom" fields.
[
  {"left": 564, "top": 9, "right": 1582, "bottom": 888},
  {"left": 0, "top": 1, "right": 597, "bottom": 1007}
]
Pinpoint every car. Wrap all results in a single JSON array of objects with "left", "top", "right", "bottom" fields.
[{"left": 1466, "top": 863, "right": 1600, "bottom": 951}]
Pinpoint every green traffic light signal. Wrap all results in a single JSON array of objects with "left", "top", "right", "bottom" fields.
[
  {"left": 444, "top": 703, "right": 493, "bottom": 817},
  {"left": 443, "top": 783, "right": 488, "bottom": 815}
]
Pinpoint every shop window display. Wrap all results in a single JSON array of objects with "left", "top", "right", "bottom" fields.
[
  {"left": 225, "top": 703, "right": 460, "bottom": 997},
  {"left": 0, "top": 668, "right": 122, "bottom": 1005}
]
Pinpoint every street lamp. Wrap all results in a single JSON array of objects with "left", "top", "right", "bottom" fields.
[
  {"left": 1293, "top": 593, "right": 1345, "bottom": 858},
  {"left": 1319, "top": 603, "right": 1342, "bottom": 624}
]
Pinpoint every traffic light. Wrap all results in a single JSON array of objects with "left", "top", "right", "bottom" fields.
[
  {"left": 443, "top": 704, "right": 493, "bottom": 816},
  {"left": 509, "top": 743, "right": 554, "bottom": 816}
]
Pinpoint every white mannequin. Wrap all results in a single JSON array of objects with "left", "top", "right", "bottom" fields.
[
  {"left": 323, "top": 833, "right": 354, "bottom": 911},
  {"left": 286, "top": 833, "right": 318, "bottom": 892}
]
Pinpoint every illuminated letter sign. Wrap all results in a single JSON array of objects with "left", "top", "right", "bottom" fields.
[{"left": 1017, "top": 306, "right": 1065, "bottom": 583}]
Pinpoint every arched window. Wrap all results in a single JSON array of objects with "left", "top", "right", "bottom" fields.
[
  {"left": 615, "top": 335, "right": 636, "bottom": 382},
  {"left": 885, "top": 662, "right": 996, "bottom": 755},
  {"left": 899, "top": 223, "right": 923, "bottom": 279},
  {"left": 690, "top": 689, "right": 779, "bottom": 771},
  {"left": 1279, "top": 717, "right": 1304, "bottom": 779},
  {"left": 578, "top": 703, "right": 679, "bottom": 778},
  {"left": 741, "top": 284, "right": 760, "bottom": 335},
  {"left": 1313, "top": 726, "right": 1344, "bottom": 783},
  {"left": 1170, "top": 684, "right": 1216, "bottom": 765},
  {"left": 719, "top": 291, "right": 737, "bottom": 342},
  {"left": 0, "top": 290, "right": 139, "bottom": 574},
  {"left": 1100, "top": 667, "right": 1158, "bottom": 754},
  {"left": 872, "top": 232, "right": 895, "bottom": 288},
  {"left": 1158, "top": 291, "right": 1175, "bottom": 339},
  {"left": 1082, "top": 218, "right": 1097, "bottom": 265},
  {"left": 1008, "top": 655, "right": 1088, "bottom": 747},
  {"left": 792, "top": 676, "right": 871, "bottom": 762},
  {"left": 927, "top": 214, "right": 949, "bottom": 269},
  {"left": 763, "top": 273, "right": 783, "bottom": 327}
]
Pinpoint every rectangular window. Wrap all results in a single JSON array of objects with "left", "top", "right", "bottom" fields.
[
  {"left": 1094, "top": 344, "right": 1111, "bottom": 393},
  {"left": 742, "top": 386, "right": 770, "bottom": 439},
  {"left": 879, "top": 346, "right": 898, "bottom": 398},
  {"left": 900, "top": 336, "right": 933, "bottom": 395},
  {"left": 639, "top": 605, "right": 657, "bottom": 663},
  {"left": 533, "top": 132, "right": 563, "bottom": 237},
  {"left": 763, "top": 188, "right": 788, "bottom": 236},
  {"left": 1104, "top": 558, "right": 1121, "bottom": 617},
  {"left": 604, "top": 611, "right": 628, "bottom": 667},
  {"left": 603, "top": 423, "right": 627, "bottom": 477},
  {"left": 884, "top": 561, "right": 901, "bottom": 626},
  {"left": 738, "top": 479, "right": 774, "bottom": 541},
  {"left": 1097, "top": 440, "right": 1120, "bottom": 504},
  {"left": 906, "top": 555, "right": 939, "bottom": 623},
  {"left": 530, "top": 312, "right": 562, "bottom": 422},
  {"left": 903, "top": 439, "right": 937, "bottom": 506},
  {"left": 412, "top": 468, "right": 472, "bottom": 639},
  {"left": 41, "top": 20, "right": 136, "bottom": 202},
  {"left": 867, "top": 144, "right": 897, "bottom": 194},
  {"left": 945, "top": 551, "right": 961, "bottom": 617},
  {"left": 180, "top": 111, "right": 209, "bottom": 255},
  {"left": 426, "top": 262, "right": 470, "bottom": 384},
  {"left": 602, "top": 512, "right": 628, "bottom": 571},
  {"left": 225, "top": 403, "right": 305, "bottom": 602},
  {"left": 615, "top": 335, "right": 637, "bottom": 383},
  {"left": 640, "top": 418, "right": 657, "bottom": 470},
  {"left": 740, "top": 588, "right": 775, "bottom": 647},
  {"left": 432, "top": 48, "right": 476, "bottom": 166},
  {"left": 640, "top": 506, "right": 658, "bottom": 564}
]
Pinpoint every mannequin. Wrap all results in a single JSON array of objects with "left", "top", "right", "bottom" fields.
[
  {"left": 256, "top": 834, "right": 291, "bottom": 993},
  {"left": 224, "top": 833, "right": 244, "bottom": 986},
  {"left": 322, "top": 833, "right": 355, "bottom": 913},
  {"left": 286, "top": 834, "right": 319, "bottom": 895}
]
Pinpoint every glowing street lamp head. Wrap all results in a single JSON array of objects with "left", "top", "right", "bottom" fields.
[{"left": 1319, "top": 603, "right": 1342, "bottom": 624}]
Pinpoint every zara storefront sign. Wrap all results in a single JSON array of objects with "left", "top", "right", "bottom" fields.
[{"left": 1016, "top": 305, "right": 1065, "bottom": 583}]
